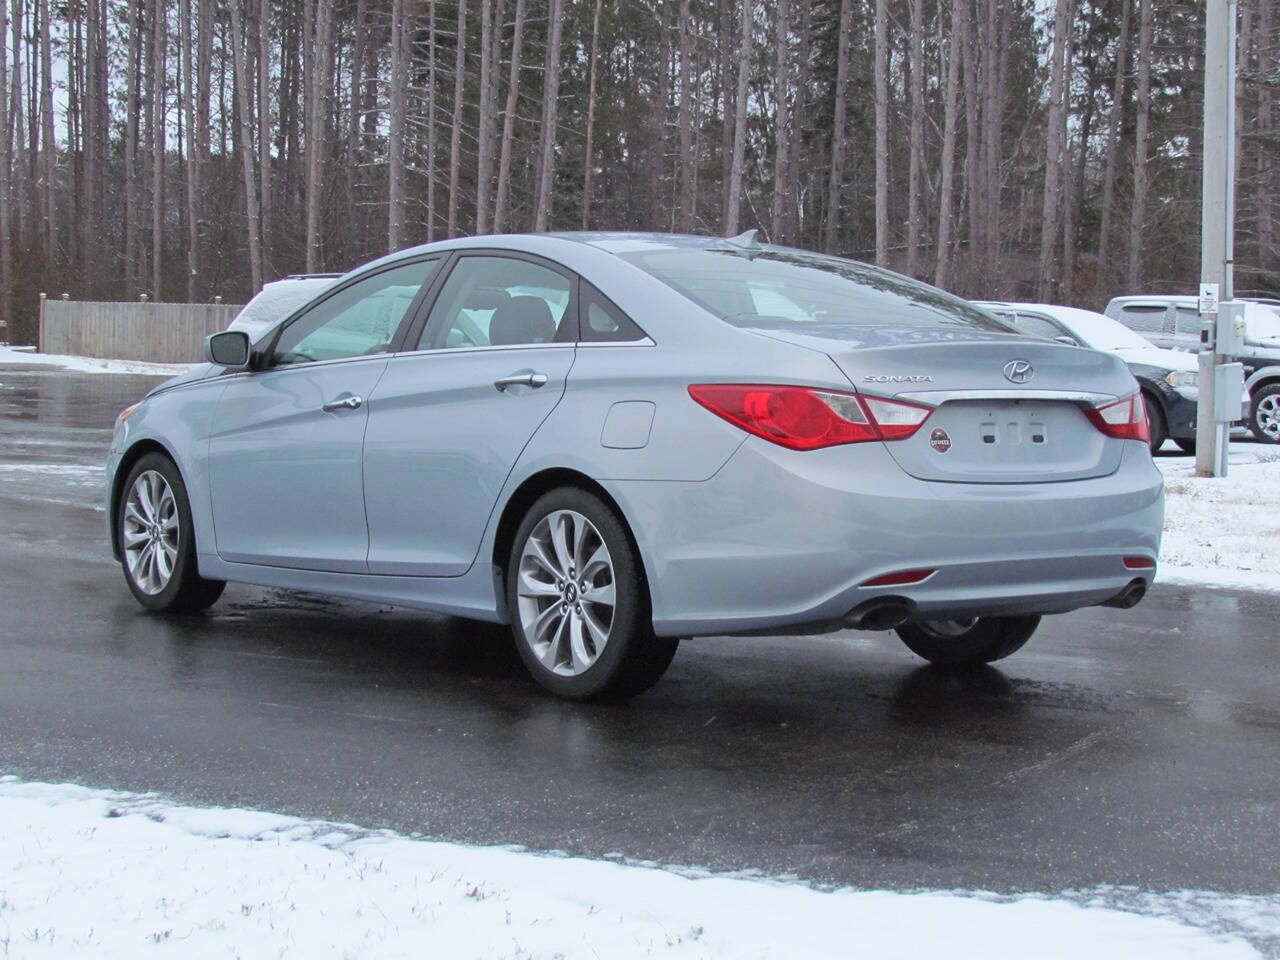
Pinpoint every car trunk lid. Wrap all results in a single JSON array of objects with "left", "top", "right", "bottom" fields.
[{"left": 747, "top": 325, "right": 1137, "bottom": 484}]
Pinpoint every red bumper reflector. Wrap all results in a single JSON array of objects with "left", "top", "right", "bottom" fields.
[
  {"left": 860, "top": 568, "right": 936, "bottom": 587},
  {"left": 1123, "top": 556, "right": 1155, "bottom": 570}
]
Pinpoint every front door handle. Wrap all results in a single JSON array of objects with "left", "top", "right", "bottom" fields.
[
  {"left": 321, "top": 395, "right": 363, "bottom": 412},
  {"left": 493, "top": 372, "right": 549, "bottom": 392}
]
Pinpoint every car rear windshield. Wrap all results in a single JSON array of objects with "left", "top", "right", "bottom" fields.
[{"left": 618, "top": 247, "right": 1015, "bottom": 333}]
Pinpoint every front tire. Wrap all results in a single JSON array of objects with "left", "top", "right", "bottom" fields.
[
  {"left": 1249, "top": 383, "right": 1280, "bottom": 444},
  {"left": 118, "top": 453, "right": 225, "bottom": 613},
  {"left": 506, "top": 487, "right": 677, "bottom": 701},
  {"left": 895, "top": 615, "right": 1040, "bottom": 668}
]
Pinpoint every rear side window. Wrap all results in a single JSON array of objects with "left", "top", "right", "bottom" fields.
[
  {"left": 580, "top": 282, "right": 648, "bottom": 343},
  {"left": 619, "top": 247, "right": 1014, "bottom": 333}
]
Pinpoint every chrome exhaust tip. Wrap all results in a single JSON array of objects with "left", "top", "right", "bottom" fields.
[
  {"left": 847, "top": 599, "right": 914, "bottom": 631},
  {"left": 1102, "top": 578, "right": 1148, "bottom": 609}
]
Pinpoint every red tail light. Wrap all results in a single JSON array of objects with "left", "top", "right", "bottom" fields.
[
  {"left": 688, "top": 385, "right": 933, "bottom": 450},
  {"left": 1084, "top": 393, "right": 1150, "bottom": 443}
]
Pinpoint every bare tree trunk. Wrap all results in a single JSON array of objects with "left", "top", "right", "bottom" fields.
[
  {"left": 82, "top": 0, "right": 98, "bottom": 290},
  {"left": 786, "top": 0, "right": 811, "bottom": 243},
  {"left": 581, "top": 0, "right": 602, "bottom": 230},
  {"left": 0, "top": 0, "right": 9, "bottom": 330},
  {"left": 962, "top": 0, "right": 980, "bottom": 289},
  {"left": 230, "top": 0, "right": 262, "bottom": 293},
  {"left": 124, "top": 0, "right": 141, "bottom": 291},
  {"left": 1258, "top": 0, "right": 1274, "bottom": 274},
  {"left": 38, "top": 0, "right": 53, "bottom": 275},
  {"left": 1097, "top": 0, "right": 1130, "bottom": 280},
  {"left": 874, "top": 0, "right": 888, "bottom": 266},
  {"left": 934, "top": 0, "right": 964, "bottom": 288},
  {"left": 493, "top": 0, "right": 525, "bottom": 232},
  {"left": 182, "top": 0, "right": 199, "bottom": 301},
  {"left": 906, "top": 0, "right": 924, "bottom": 277},
  {"left": 305, "top": 0, "right": 333, "bottom": 270},
  {"left": 447, "top": 0, "right": 467, "bottom": 236},
  {"left": 427, "top": 0, "right": 438, "bottom": 241},
  {"left": 718, "top": 0, "right": 732, "bottom": 229},
  {"left": 725, "top": 0, "right": 751, "bottom": 235},
  {"left": 823, "top": 0, "right": 852, "bottom": 253},
  {"left": 675, "top": 0, "right": 694, "bottom": 232},
  {"left": 981, "top": 0, "right": 1000, "bottom": 286},
  {"left": 533, "top": 0, "right": 564, "bottom": 231},
  {"left": 257, "top": 0, "right": 271, "bottom": 266},
  {"left": 1035, "top": 0, "right": 1072, "bottom": 300},
  {"left": 1127, "top": 0, "right": 1152, "bottom": 291},
  {"left": 768, "top": 0, "right": 790, "bottom": 243},
  {"left": 388, "top": 0, "right": 407, "bottom": 250},
  {"left": 475, "top": 0, "right": 494, "bottom": 233},
  {"left": 151, "top": 0, "right": 166, "bottom": 300}
]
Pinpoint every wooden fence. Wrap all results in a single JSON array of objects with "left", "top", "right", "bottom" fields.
[{"left": 39, "top": 299, "right": 245, "bottom": 364}]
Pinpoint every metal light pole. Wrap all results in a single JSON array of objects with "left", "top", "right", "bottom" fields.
[{"left": 1196, "top": 0, "right": 1237, "bottom": 477}]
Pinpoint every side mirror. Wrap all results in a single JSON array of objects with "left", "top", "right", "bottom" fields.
[
  {"left": 1054, "top": 335, "right": 1080, "bottom": 346},
  {"left": 205, "top": 330, "right": 251, "bottom": 369}
]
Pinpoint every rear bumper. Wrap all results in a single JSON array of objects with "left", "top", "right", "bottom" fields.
[{"left": 608, "top": 438, "right": 1164, "bottom": 637}]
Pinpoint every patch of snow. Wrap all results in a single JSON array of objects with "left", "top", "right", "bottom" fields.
[
  {"left": 1156, "top": 444, "right": 1280, "bottom": 593},
  {"left": 0, "top": 776, "right": 1268, "bottom": 959},
  {"left": 0, "top": 345, "right": 195, "bottom": 376}
]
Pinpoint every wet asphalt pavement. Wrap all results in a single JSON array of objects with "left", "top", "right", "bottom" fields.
[{"left": 1, "top": 369, "right": 1277, "bottom": 926}]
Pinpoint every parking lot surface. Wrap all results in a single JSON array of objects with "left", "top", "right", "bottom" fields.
[{"left": 1, "top": 368, "right": 1277, "bottom": 902}]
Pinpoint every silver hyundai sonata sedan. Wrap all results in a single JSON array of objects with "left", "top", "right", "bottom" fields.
[{"left": 106, "top": 232, "right": 1164, "bottom": 699}]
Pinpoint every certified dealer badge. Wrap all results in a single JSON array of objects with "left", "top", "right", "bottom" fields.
[{"left": 929, "top": 428, "right": 952, "bottom": 453}]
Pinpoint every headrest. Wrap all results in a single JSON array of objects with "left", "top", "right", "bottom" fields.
[{"left": 489, "top": 296, "right": 556, "bottom": 346}]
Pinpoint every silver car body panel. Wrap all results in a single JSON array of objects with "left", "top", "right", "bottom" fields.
[{"left": 108, "top": 233, "right": 1164, "bottom": 638}]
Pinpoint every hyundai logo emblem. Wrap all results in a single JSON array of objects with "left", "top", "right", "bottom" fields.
[{"left": 1003, "top": 359, "right": 1034, "bottom": 384}]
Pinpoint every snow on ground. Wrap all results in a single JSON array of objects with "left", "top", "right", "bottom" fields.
[
  {"left": 0, "top": 777, "right": 1272, "bottom": 960},
  {"left": 0, "top": 344, "right": 194, "bottom": 376},
  {"left": 1157, "top": 444, "right": 1280, "bottom": 592}
]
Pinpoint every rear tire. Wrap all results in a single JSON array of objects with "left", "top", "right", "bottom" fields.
[
  {"left": 1142, "top": 393, "right": 1167, "bottom": 453},
  {"left": 1249, "top": 383, "right": 1280, "bottom": 444},
  {"left": 506, "top": 486, "right": 678, "bottom": 701},
  {"left": 895, "top": 615, "right": 1040, "bottom": 668},
  {"left": 117, "top": 453, "right": 226, "bottom": 613}
]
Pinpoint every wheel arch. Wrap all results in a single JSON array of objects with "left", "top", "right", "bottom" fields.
[
  {"left": 491, "top": 468, "right": 655, "bottom": 615},
  {"left": 1245, "top": 366, "right": 1280, "bottom": 395},
  {"left": 109, "top": 438, "right": 181, "bottom": 561}
]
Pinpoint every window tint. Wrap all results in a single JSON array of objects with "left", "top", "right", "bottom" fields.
[
  {"left": 1119, "top": 305, "right": 1170, "bottom": 333},
  {"left": 581, "top": 282, "right": 647, "bottom": 343},
  {"left": 419, "top": 256, "right": 573, "bottom": 350},
  {"left": 1009, "top": 313, "right": 1075, "bottom": 343},
  {"left": 271, "top": 260, "right": 438, "bottom": 365},
  {"left": 1174, "top": 307, "right": 1202, "bottom": 335},
  {"left": 619, "top": 247, "right": 1013, "bottom": 333}
]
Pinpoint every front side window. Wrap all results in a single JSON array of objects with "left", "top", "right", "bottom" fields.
[
  {"left": 271, "top": 259, "right": 439, "bottom": 365},
  {"left": 619, "top": 246, "right": 1014, "bottom": 334},
  {"left": 419, "top": 256, "right": 574, "bottom": 350}
]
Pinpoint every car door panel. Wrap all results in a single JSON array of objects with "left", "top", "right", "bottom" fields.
[
  {"left": 363, "top": 347, "right": 575, "bottom": 576},
  {"left": 208, "top": 360, "right": 388, "bottom": 572},
  {"left": 205, "top": 257, "right": 442, "bottom": 573}
]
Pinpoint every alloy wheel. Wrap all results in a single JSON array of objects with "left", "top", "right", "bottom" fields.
[
  {"left": 122, "top": 469, "right": 180, "bottom": 595},
  {"left": 516, "top": 509, "right": 616, "bottom": 676},
  {"left": 1257, "top": 394, "right": 1280, "bottom": 441}
]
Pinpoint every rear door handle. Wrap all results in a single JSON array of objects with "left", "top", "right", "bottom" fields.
[
  {"left": 493, "top": 372, "right": 548, "bottom": 392},
  {"left": 321, "top": 395, "right": 363, "bottom": 412}
]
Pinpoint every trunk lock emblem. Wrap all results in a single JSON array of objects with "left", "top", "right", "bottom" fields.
[
  {"left": 929, "top": 428, "right": 952, "bottom": 453},
  {"left": 1003, "top": 359, "right": 1035, "bottom": 383}
]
